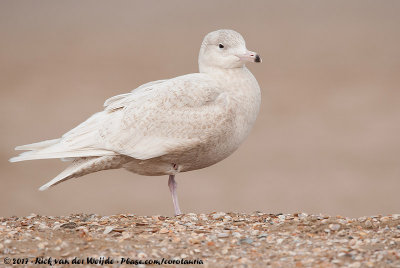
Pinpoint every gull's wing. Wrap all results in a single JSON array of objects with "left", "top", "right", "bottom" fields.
[
  {"left": 11, "top": 74, "right": 233, "bottom": 162},
  {"left": 99, "top": 73, "right": 233, "bottom": 160},
  {"left": 103, "top": 79, "right": 167, "bottom": 109}
]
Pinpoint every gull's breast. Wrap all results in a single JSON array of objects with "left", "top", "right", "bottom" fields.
[{"left": 123, "top": 68, "right": 261, "bottom": 176}]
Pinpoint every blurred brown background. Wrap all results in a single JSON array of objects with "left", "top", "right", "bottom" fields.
[{"left": 1, "top": 1, "right": 399, "bottom": 218}]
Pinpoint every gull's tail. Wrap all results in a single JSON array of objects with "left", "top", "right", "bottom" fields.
[
  {"left": 10, "top": 133, "right": 116, "bottom": 163},
  {"left": 9, "top": 110, "right": 128, "bottom": 189},
  {"left": 10, "top": 138, "right": 115, "bottom": 163},
  {"left": 9, "top": 146, "right": 116, "bottom": 162},
  {"left": 10, "top": 111, "right": 119, "bottom": 163},
  {"left": 15, "top": 139, "right": 61, "bottom": 151}
]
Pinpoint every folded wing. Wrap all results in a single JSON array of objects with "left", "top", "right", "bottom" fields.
[{"left": 10, "top": 73, "right": 232, "bottom": 162}]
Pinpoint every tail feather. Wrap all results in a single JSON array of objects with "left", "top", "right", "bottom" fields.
[
  {"left": 11, "top": 110, "right": 121, "bottom": 163},
  {"left": 9, "top": 149, "right": 116, "bottom": 162},
  {"left": 15, "top": 139, "right": 61, "bottom": 151}
]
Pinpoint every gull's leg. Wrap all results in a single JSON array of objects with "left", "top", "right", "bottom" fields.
[{"left": 168, "top": 175, "right": 182, "bottom": 216}]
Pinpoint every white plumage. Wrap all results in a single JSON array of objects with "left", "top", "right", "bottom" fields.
[{"left": 10, "top": 29, "right": 262, "bottom": 215}]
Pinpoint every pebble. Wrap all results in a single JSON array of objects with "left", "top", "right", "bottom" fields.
[
  {"left": 159, "top": 228, "right": 169, "bottom": 234},
  {"left": 60, "top": 222, "right": 77, "bottom": 229},
  {"left": 26, "top": 213, "right": 37, "bottom": 219},
  {"left": 277, "top": 238, "right": 284, "bottom": 244},
  {"left": 103, "top": 226, "right": 114, "bottom": 234},
  {"left": 121, "top": 232, "right": 131, "bottom": 240},
  {"left": 239, "top": 257, "right": 250, "bottom": 264},
  {"left": 217, "top": 232, "right": 229, "bottom": 238},
  {"left": 199, "top": 214, "right": 208, "bottom": 221},
  {"left": 239, "top": 238, "right": 253, "bottom": 245},
  {"left": 329, "top": 224, "right": 341, "bottom": 231},
  {"left": 358, "top": 217, "right": 367, "bottom": 222},
  {"left": 349, "top": 261, "right": 361, "bottom": 268},
  {"left": 224, "top": 215, "right": 232, "bottom": 221},
  {"left": 298, "top": 213, "right": 308, "bottom": 219},
  {"left": 250, "top": 230, "right": 259, "bottom": 236},
  {"left": 212, "top": 212, "right": 226, "bottom": 220},
  {"left": 137, "top": 252, "right": 147, "bottom": 258},
  {"left": 38, "top": 242, "right": 48, "bottom": 250},
  {"left": 229, "top": 255, "right": 239, "bottom": 261},
  {"left": 232, "top": 232, "right": 241, "bottom": 238},
  {"left": 38, "top": 223, "right": 48, "bottom": 230},
  {"left": 258, "top": 233, "right": 268, "bottom": 239},
  {"left": 278, "top": 215, "right": 286, "bottom": 221},
  {"left": 380, "top": 216, "right": 389, "bottom": 223},
  {"left": 364, "top": 220, "right": 373, "bottom": 228}
]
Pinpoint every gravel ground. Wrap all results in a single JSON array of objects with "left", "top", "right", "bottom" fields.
[{"left": 1, "top": 212, "right": 400, "bottom": 267}]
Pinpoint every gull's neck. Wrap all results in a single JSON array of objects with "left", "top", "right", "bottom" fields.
[{"left": 199, "top": 65, "right": 250, "bottom": 79}]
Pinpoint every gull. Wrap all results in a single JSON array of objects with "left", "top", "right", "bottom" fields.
[{"left": 10, "top": 29, "right": 262, "bottom": 216}]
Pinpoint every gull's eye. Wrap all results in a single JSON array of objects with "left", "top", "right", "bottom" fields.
[{"left": 218, "top": 43, "right": 224, "bottom": 49}]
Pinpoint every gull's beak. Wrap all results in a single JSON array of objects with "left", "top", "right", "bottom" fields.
[{"left": 236, "top": 50, "right": 262, "bottom": 63}]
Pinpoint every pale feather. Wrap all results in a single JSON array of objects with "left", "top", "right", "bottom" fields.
[
  {"left": 15, "top": 138, "right": 60, "bottom": 151},
  {"left": 10, "top": 74, "right": 230, "bottom": 162},
  {"left": 39, "top": 156, "right": 129, "bottom": 190}
]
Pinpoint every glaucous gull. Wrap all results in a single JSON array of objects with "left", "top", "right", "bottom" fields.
[{"left": 10, "top": 29, "right": 261, "bottom": 215}]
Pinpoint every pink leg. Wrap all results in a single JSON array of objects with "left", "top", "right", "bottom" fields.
[{"left": 168, "top": 175, "right": 182, "bottom": 216}]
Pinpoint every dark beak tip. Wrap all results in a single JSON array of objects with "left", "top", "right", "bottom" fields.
[{"left": 255, "top": 54, "right": 261, "bottom": 63}]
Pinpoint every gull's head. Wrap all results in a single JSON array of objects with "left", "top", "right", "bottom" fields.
[{"left": 198, "top": 29, "right": 261, "bottom": 73}]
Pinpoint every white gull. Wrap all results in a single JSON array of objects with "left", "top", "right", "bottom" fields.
[{"left": 10, "top": 29, "right": 262, "bottom": 215}]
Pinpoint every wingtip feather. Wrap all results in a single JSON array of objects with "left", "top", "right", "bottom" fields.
[
  {"left": 9, "top": 157, "right": 20, "bottom": 163},
  {"left": 38, "top": 185, "right": 49, "bottom": 191},
  {"left": 15, "top": 139, "right": 61, "bottom": 151}
]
